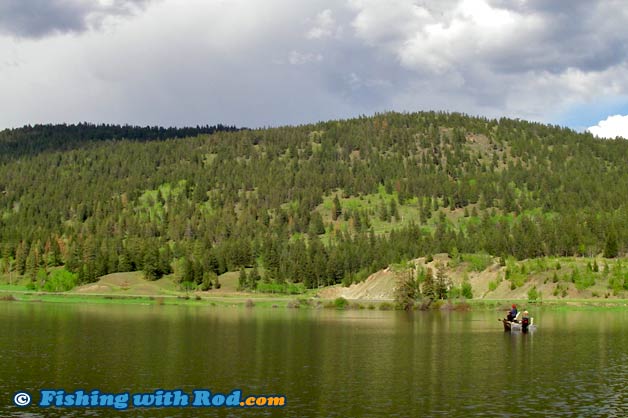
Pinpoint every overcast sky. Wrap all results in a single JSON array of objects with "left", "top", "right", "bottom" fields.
[{"left": 1, "top": 0, "right": 627, "bottom": 137}]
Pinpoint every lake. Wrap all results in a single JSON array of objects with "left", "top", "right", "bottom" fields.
[{"left": 1, "top": 302, "right": 626, "bottom": 417}]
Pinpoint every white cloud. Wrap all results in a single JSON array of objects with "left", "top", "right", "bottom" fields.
[
  {"left": 587, "top": 115, "right": 628, "bottom": 139},
  {"left": 1, "top": 0, "right": 628, "bottom": 129},
  {"left": 346, "top": 0, "right": 628, "bottom": 123},
  {"left": 350, "top": 0, "right": 544, "bottom": 74},
  {"left": 288, "top": 51, "right": 323, "bottom": 65},
  {"left": 349, "top": 0, "right": 432, "bottom": 47},
  {"left": 306, "top": 9, "right": 337, "bottom": 39}
]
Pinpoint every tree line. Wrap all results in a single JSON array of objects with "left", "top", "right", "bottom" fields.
[{"left": 0, "top": 112, "right": 626, "bottom": 290}]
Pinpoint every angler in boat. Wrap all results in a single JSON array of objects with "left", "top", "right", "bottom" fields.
[
  {"left": 501, "top": 308, "right": 536, "bottom": 332},
  {"left": 507, "top": 304, "right": 518, "bottom": 322}
]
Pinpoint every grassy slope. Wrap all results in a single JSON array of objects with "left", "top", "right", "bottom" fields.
[{"left": 1, "top": 253, "right": 626, "bottom": 309}]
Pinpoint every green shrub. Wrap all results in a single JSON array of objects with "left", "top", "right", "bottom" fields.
[
  {"left": 179, "top": 281, "right": 195, "bottom": 292},
  {"left": 448, "top": 287, "right": 461, "bottom": 299},
  {"left": 341, "top": 275, "right": 353, "bottom": 287},
  {"left": 256, "top": 282, "right": 306, "bottom": 295},
  {"left": 379, "top": 302, "right": 393, "bottom": 310},
  {"left": 461, "top": 280, "right": 473, "bottom": 299},
  {"left": 354, "top": 268, "right": 371, "bottom": 283},
  {"left": 574, "top": 270, "right": 595, "bottom": 290},
  {"left": 43, "top": 268, "right": 78, "bottom": 292},
  {"left": 534, "top": 258, "right": 549, "bottom": 272},
  {"left": 334, "top": 297, "right": 348, "bottom": 309},
  {"left": 527, "top": 286, "right": 539, "bottom": 302},
  {"left": 462, "top": 253, "right": 492, "bottom": 272}
]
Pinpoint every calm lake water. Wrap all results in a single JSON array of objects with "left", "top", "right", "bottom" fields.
[{"left": 1, "top": 302, "right": 626, "bottom": 417}]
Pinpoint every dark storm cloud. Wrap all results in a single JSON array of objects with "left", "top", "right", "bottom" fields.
[
  {"left": 1, "top": 0, "right": 627, "bottom": 132},
  {"left": 0, "top": 0, "right": 153, "bottom": 38},
  {"left": 485, "top": 0, "right": 628, "bottom": 73}
]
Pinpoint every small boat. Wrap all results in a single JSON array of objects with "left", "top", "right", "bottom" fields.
[{"left": 501, "top": 317, "right": 537, "bottom": 332}]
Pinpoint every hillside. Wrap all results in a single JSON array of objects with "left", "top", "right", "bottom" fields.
[
  {"left": 0, "top": 112, "right": 627, "bottom": 298},
  {"left": 319, "top": 254, "right": 628, "bottom": 301}
]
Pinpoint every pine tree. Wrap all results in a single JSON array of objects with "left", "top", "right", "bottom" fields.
[
  {"left": 603, "top": 231, "right": 618, "bottom": 258},
  {"left": 25, "top": 245, "right": 38, "bottom": 281},
  {"left": 379, "top": 201, "right": 389, "bottom": 222},
  {"left": 159, "top": 245, "right": 172, "bottom": 275},
  {"left": 15, "top": 241, "right": 28, "bottom": 275},
  {"left": 202, "top": 271, "right": 215, "bottom": 291},
  {"left": 1, "top": 244, "right": 11, "bottom": 274},
  {"left": 422, "top": 268, "right": 436, "bottom": 299},
  {"left": 389, "top": 198, "right": 399, "bottom": 222},
  {"left": 248, "top": 265, "right": 261, "bottom": 290},
  {"left": 143, "top": 246, "right": 160, "bottom": 281},
  {"left": 395, "top": 269, "right": 420, "bottom": 310},
  {"left": 238, "top": 267, "right": 248, "bottom": 290},
  {"left": 435, "top": 263, "right": 450, "bottom": 299},
  {"left": 118, "top": 251, "right": 132, "bottom": 272},
  {"left": 308, "top": 211, "right": 326, "bottom": 236},
  {"left": 332, "top": 195, "right": 342, "bottom": 221}
]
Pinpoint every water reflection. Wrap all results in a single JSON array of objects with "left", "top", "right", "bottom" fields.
[{"left": 1, "top": 302, "right": 626, "bottom": 417}]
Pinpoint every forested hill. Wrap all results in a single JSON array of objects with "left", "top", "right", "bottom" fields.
[
  {"left": 0, "top": 123, "right": 239, "bottom": 162},
  {"left": 1, "top": 112, "right": 627, "bottom": 289}
]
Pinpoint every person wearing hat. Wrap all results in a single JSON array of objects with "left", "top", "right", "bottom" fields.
[{"left": 506, "top": 304, "right": 518, "bottom": 322}]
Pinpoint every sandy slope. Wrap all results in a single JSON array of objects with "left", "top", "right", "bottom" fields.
[
  {"left": 317, "top": 254, "right": 623, "bottom": 301},
  {"left": 72, "top": 255, "right": 624, "bottom": 301}
]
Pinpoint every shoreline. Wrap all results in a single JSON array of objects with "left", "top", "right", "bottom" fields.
[{"left": 2, "top": 290, "right": 627, "bottom": 311}]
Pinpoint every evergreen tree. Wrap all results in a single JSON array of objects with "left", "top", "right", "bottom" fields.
[
  {"left": 238, "top": 267, "right": 248, "bottom": 290},
  {"left": 603, "top": 231, "right": 619, "bottom": 258},
  {"left": 15, "top": 241, "right": 28, "bottom": 276},
  {"left": 248, "top": 265, "right": 261, "bottom": 290},
  {"left": 395, "top": 269, "right": 420, "bottom": 310},
  {"left": 332, "top": 194, "right": 342, "bottom": 221},
  {"left": 143, "top": 246, "right": 160, "bottom": 281},
  {"left": 435, "top": 263, "right": 450, "bottom": 299},
  {"left": 389, "top": 198, "right": 399, "bottom": 221},
  {"left": 422, "top": 268, "right": 436, "bottom": 299},
  {"left": 25, "top": 245, "right": 38, "bottom": 281}
]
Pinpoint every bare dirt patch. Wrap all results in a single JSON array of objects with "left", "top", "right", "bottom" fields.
[{"left": 319, "top": 268, "right": 397, "bottom": 301}]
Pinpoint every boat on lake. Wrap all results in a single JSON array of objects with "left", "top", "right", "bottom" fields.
[{"left": 502, "top": 319, "right": 537, "bottom": 332}]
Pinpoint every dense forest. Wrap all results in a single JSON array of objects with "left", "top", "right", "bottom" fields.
[
  {"left": 0, "top": 123, "right": 239, "bottom": 163},
  {"left": 0, "top": 112, "right": 626, "bottom": 291}
]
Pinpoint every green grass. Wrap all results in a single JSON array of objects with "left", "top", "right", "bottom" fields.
[
  {"left": 318, "top": 188, "right": 425, "bottom": 240},
  {"left": 461, "top": 253, "right": 493, "bottom": 272},
  {"left": 3, "top": 289, "right": 627, "bottom": 310},
  {"left": 0, "top": 284, "right": 30, "bottom": 291},
  {"left": 466, "top": 298, "right": 628, "bottom": 310}
]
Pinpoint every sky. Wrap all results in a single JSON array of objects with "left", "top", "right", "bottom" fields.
[{"left": 1, "top": 0, "right": 628, "bottom": 138}]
